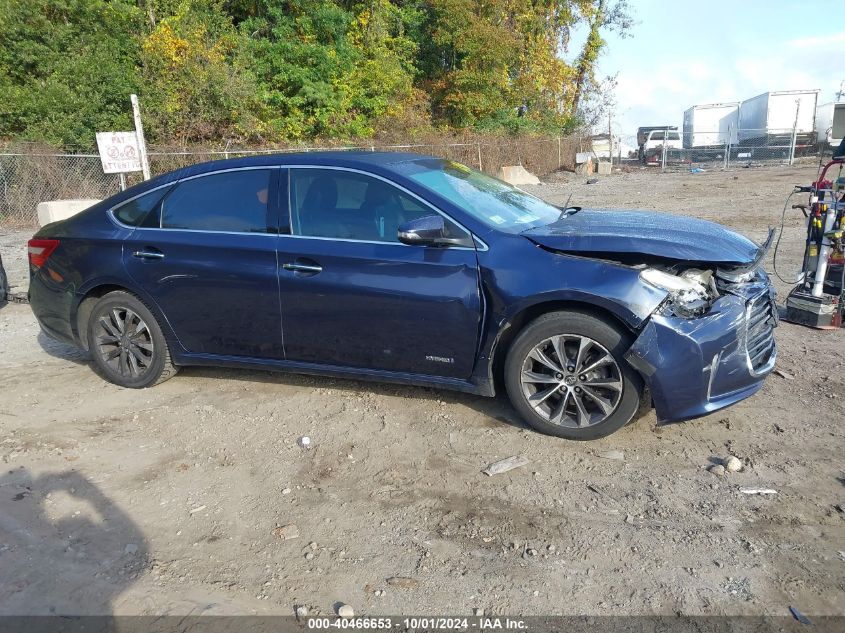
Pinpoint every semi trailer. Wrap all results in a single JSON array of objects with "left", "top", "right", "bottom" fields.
[
  {"left": 815, "top": 101, "right": 845, "bottom": 149},
  {"left": 682, "top": 102, "right": 739, "bottom": 148},
  {"left": 737, "top": 90, "right": 820, "bottom": 146}
]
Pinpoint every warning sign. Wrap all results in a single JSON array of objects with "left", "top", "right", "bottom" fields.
[{"left": 95, "top": 132, "right": 142, "bottom": 174}]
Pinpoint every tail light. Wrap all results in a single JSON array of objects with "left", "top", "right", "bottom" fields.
[{"left": 28, "top": 238, "right": 59, "bottom": 269}]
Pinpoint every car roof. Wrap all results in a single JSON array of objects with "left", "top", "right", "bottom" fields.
[{"left": 175, "top": 150, "right": 430, "bottom": 174}]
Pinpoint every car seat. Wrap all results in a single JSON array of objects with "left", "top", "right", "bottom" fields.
[
  {"left": 360, "top": 183, "right": 405, "bottom": 241},
  {"left": 299, "top": 175, "right": 341, "bottom": 237}
]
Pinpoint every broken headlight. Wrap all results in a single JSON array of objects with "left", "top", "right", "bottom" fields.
[{"left": 640, "top": 268, "right": 716, "bottom": 318}]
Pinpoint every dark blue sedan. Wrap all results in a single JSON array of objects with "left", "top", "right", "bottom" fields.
[{"left": 28, "top": 152, "right": 777, "bottom": 439}]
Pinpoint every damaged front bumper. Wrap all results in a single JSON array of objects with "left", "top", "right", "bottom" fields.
[{"left": 624, "top": 282, "right": 777, "bottom": 423}]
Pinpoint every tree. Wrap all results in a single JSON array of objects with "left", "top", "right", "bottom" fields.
[
  {"left": 139, "top": 1, "right": 259, "bottom": 143},
  {"left": 0, "top": 0, "right": 631, "bottom": 148},
  {"left": 416, "top": 0, "right": 630, "bottom": 131},
  {"left": 568, "top": 0, "right": 632, "bottom": 118},
  {"left": 237, "top": 0, "right": 418, "bottom": 139},
  {"left": 0, "top": 0, "right": 144, "bottom": 148}
]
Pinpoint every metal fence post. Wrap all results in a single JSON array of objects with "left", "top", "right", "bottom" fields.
[
  {"left": 788, "top": 124, "right": 798, "bottom": 166},
  {"left": 476, "top": 142, "right": 483, "bottom": 172},
  {"left": 661, "top": 140, "right": 667, "bottom": 172},
  {"left": 788, "top": 100, "right": 800, "bottom": 166}
]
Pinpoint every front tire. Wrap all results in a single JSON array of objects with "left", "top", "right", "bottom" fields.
[
  {"left": 504, "top": 311, "right": 642, "bottom": 440},
  {"left": 87, "top": 291, "right": 178, "bottom": 388}
]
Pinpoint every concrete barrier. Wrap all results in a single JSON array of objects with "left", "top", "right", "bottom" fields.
[
  {"left": 575, "top": 159, "right": 594, "bottom": 175},
  {"left": 497, "top": 165, "right": 541, "bottom": 186},
  {"left": 36, "top": 199, "right": 101, "bottom": 227}
]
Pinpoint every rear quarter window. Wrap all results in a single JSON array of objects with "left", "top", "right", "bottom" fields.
[{"left": 112, "top": 186, "right": 172, "bottom": 227}]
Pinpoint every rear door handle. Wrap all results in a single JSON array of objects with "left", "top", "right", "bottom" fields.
[
  {"left": 132, "top": 250, "right": 165, "bottom": 260},
  {"left": 283, "top": 260, "right": 322, "bottom": 274},
  {"left": 283, "top": 263, "right": 322, "bottom": 274}
]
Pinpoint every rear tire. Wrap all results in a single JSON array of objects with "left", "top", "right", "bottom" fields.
[
  {"left": 504, "top": 310, "right": 642, "bottom": 440},
  {"left": 87, "top": 291, "right": 178, "bottom": 388}
]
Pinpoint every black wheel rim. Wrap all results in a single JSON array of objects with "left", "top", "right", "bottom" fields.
[{"left": 95, "top": 307, "right": 154, "bottom": 379}]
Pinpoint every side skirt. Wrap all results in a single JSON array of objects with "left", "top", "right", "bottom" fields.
[{"left": 174, "top": 352, "right": 494, "bottom": 397}]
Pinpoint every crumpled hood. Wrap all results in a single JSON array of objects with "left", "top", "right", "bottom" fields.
[{"left": 522, "top": 209, "right": 761, "bottom": 266}]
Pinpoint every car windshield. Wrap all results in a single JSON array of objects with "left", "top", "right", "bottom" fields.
[{"left": 400, "top": 159, "right": 561, "bottom": 232}]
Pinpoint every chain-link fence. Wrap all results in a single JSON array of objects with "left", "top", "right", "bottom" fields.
[
  {"left": 0, "top": 135, "right": 588, "bottom": 227},
  {"left": 0, "top": 152, "right": 123, "bottom": 226},
  {"left": 608, "top": 127, "right": 833, "bottom": 171}
]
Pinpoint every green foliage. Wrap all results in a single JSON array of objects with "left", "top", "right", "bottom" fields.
[
  {"left": 0, "top": 0, "right": 143, "bottom": 148},
  {"left": 237, "top": 0, "right": 418, "bottom": 139},
  {"left": 139, "top": 1, "right": 260, "bottom": 142},
  {"left": 238, "top": 0, "right": 364, "bottom": 138},
  {"left": 0, "top": 0, "right": 630, "bottom": 148}
]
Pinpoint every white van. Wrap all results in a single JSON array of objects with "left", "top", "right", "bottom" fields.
[{"left": 637, "top": 126, "right": 682, "bottom": 163}]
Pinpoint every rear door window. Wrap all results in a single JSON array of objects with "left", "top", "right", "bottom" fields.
[{"left": 161, "top": 169, "right": 273, "bottom": 233}]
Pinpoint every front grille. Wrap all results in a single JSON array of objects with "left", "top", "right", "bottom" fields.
[{"left": 745, "top": 292, "right": 776, "bottom": 372}]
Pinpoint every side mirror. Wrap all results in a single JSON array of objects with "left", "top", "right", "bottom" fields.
[{"left": 398, "top": 214, "right": 475, "bottom": 248}]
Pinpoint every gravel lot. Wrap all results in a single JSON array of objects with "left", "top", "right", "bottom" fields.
[{"left": 0, "top": 164, "right": 843, "bottom": 617}]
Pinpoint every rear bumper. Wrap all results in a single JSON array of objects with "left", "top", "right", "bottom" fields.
[
  {"left": 29, "top": 270, "right": 78, "bottom": 347},
  {"left": 625, "top": 286, "right": 776, "bottom": 423}
]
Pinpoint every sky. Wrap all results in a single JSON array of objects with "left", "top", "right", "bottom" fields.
[{"left": 577, "top": 0, "right": 845, "bottom": 138}]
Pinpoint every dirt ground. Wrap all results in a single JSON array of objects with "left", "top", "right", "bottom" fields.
[{"left": 0, "top": 164, "right": 843, "bottom": 618}]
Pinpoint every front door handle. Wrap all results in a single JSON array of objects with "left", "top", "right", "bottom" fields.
[
  {"left": 283, "top": 262, "right": 322, "bottom": 274},
  {"left": 132, "top": 250, "right": 165, "bottom": 260}
]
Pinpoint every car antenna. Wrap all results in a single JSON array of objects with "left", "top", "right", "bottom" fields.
[{"left": 559, "top": 192, "right": 578, "bottom": 220}]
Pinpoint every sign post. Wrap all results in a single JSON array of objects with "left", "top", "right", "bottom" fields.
[
  {"left": 130, "top": 94, "right": 151, "bottom": 180},
  {"left": 95, "top": 95, "right": 151, "bottom": 190}
]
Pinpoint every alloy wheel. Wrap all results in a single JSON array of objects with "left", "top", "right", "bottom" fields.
[
  {"left": 95, "top": 307, "right": 155, "bottom": 379},
  {"left": 519, "top": 334, "right": 623, "bottom": 428}
]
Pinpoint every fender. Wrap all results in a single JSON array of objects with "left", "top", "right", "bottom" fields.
[
  {"left": 73, "top": 274, "right": 185, "bottom": 354},
  {"left": 469, "top": 235, "right": 669, "bottom": 394}
]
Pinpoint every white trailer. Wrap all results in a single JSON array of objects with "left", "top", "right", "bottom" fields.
[
  {"left": 590, "top": 134, "right": 614, "bottom": 159},
  {"left": 737, "top": 90, "right": 820, "bottom": 144},
  {"left": 682, "top": 103, "right": 739, "bottom": 148},
  {"left": 815, "top": 102, "right": 845, "bottom": 148}
]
